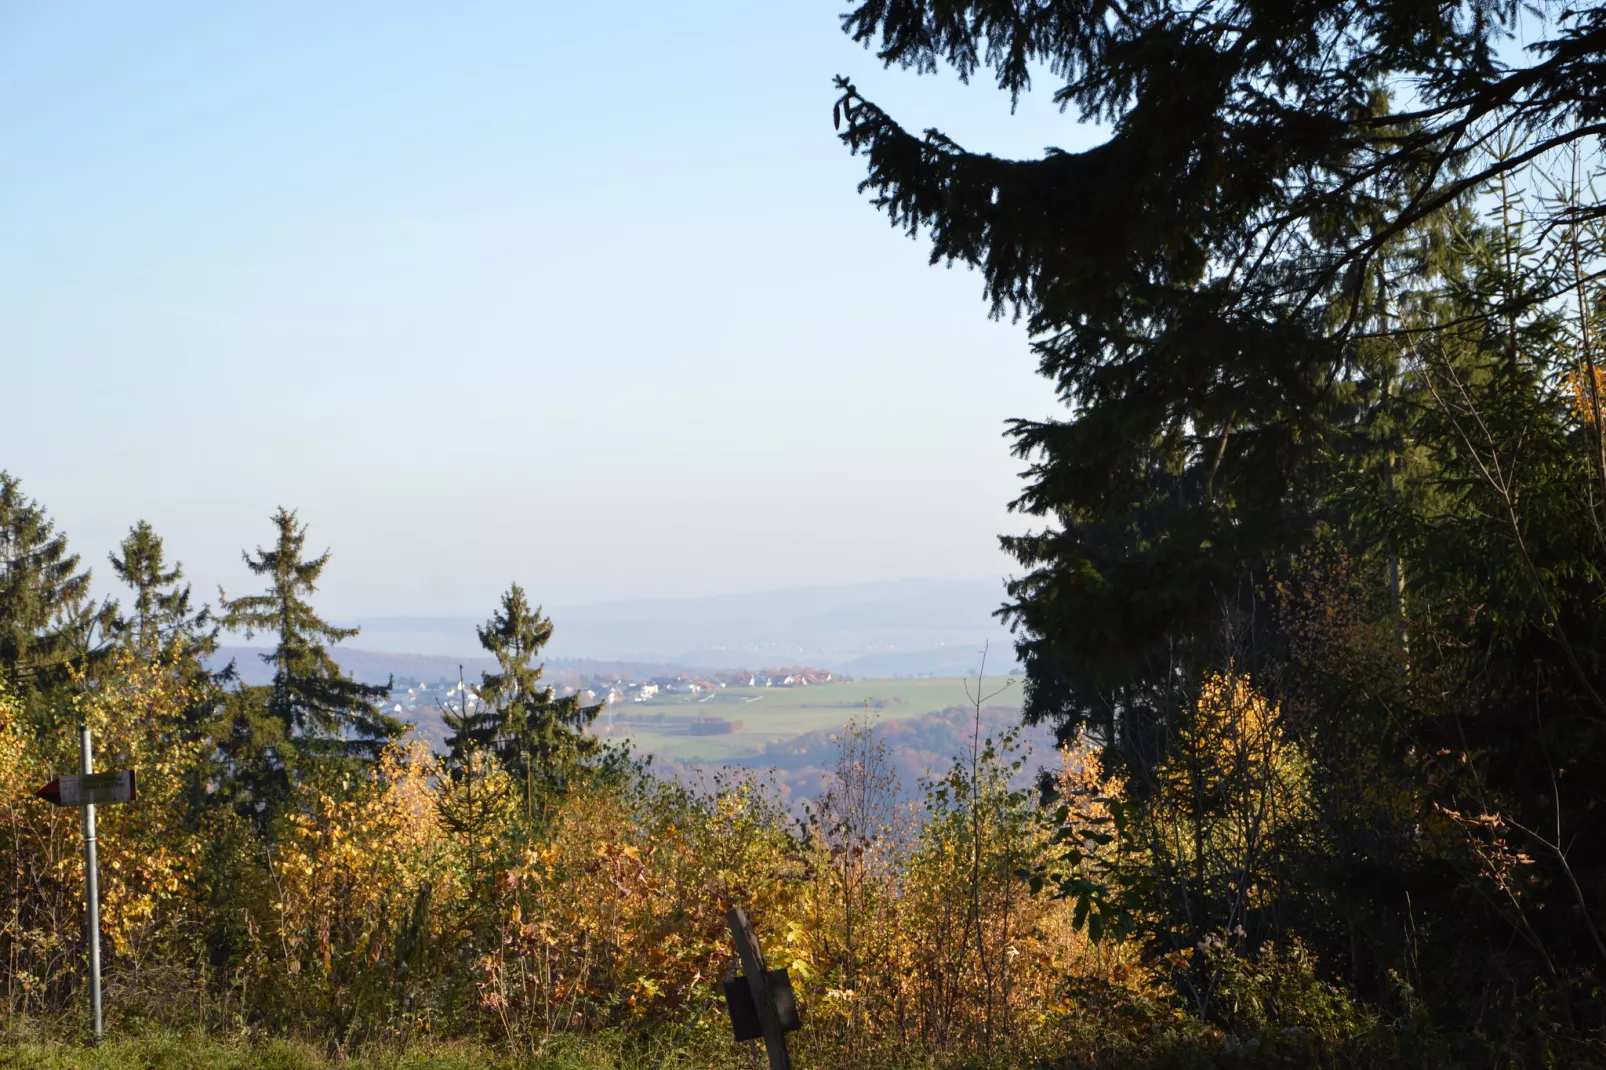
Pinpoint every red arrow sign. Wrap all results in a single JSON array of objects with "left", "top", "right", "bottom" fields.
[{"left": 36, "top": 771, "right": 137, "bottom": 807}]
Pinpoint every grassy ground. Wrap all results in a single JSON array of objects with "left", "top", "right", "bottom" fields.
[
  {"left": 0, "top": 1035, "right": 461, "bottom": 1070},
  {"left": 0, "top": 1032, "right": 727, "bottom": 1070},
  {"left": 594, "top": 675, "right": 1023, "bottom": 762}
]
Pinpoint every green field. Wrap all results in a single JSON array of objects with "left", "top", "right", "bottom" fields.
[{"left": 592, "top": 675, "right": 1024, "bottom": 762}]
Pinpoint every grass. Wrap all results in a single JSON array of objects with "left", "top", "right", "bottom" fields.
[
  {"left": 593, "top": 675, "right": 1024, "bottom": 762},
  {"left": 0, "top": 1031, "right": 732, "bottom": 1069},
  {"left": 0, "top": 1034, "right": 427, "bottom": 1069},
  {"left": 0, "top": 1026, "right": 1461, "bottom": 1070}
]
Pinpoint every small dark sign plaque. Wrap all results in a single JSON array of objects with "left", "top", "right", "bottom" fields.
[
  {"left": 768, "top": 969, "right": 800, "bottom": 1032},
  {"left": 722, "top": 968, "right": 799, "bottom": 1042},
  {"left": 722, "top": 971, "right": 761, "bottom": 1042},
  {"left": 724, "top": 906, "right": 801, "bottom": 1070}
]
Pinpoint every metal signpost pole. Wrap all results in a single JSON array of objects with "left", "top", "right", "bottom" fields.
[
  {"left": 35, "top": 743, "right": 133, "bottom": 1044},
  {"left": 80, "top": 725, "right": 103, "bottom": 1045}
]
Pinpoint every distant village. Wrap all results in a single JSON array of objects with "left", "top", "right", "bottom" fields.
[{"left": 384, "top": 667, "right": 844, "bottom": 721}]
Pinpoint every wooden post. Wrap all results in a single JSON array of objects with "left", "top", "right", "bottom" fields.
[{"left": 726, "top": 906, "right": 792, "bottom": 1070}]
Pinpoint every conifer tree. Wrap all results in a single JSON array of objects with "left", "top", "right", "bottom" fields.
[
  {"left": 830, "top": 0, "right": 1606, "bottom": 739},
  {"left": 440, "top": 665, "right": 487, "bottom": 770},
  {"left": 448, "top": 584, "right": 600, "bottom": 816},
  {"left": 0, "top": 471, "right": 112, "bottom": 696},
  {"left": 220, "top": 508, "right": 403, "bottom": 809},
  {"left": 109, "top": 520, "right": 216, "bottom": 661},
  {"left": 832, "top": 0, "right": 1606, "bottom": 1029}
]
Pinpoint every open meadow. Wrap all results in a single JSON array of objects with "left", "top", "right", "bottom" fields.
[{"left": 590, "top": 675, "right": 1024, "bottom": 762}]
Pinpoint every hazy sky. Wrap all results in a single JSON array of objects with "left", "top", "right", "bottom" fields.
[{"left": 1, "top": 2, "right": 1100, "bottom": 616}]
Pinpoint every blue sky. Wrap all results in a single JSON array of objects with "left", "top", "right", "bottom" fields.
[{"left": 1, "top": 2, "right": 1100, "bottom": 617}]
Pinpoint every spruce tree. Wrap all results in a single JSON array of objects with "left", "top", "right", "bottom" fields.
[
  {"left": 831, "top": 0, "right": 1606, "bottom": 1028},
  {"left": 0, "top": 471, "right": 112, "bottom": 696},
  {"left": 829, "top": 0, "right": 1606, "bottom": 757},
  {"left": 109, "top": 520, "right": 216, "bottom": 661},
  {"left": 220, "top": 508, "right": 403, "bottom": 809},
  {"left": 449, "top": 584, "right": 600, "bottom": 816},
  {"left": 441, "top": 665, "right": 491, "bottom": 770}
]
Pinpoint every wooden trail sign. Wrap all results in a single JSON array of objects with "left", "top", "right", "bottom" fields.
[
  {"left": 36, "top": 770, "right": 137, "bottom": 807},
  {"left": 724, "top": 906, "right": 800, "bottom": 1070}
]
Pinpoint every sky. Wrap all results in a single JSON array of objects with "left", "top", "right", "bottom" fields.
[{"left": 0, "top": 1, "right": 1103, "bottom": 618}]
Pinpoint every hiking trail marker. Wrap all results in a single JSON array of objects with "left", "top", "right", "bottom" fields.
[
  {"left": 723, "top": 906, "right": 801, "bottom": 1070},
  {"left": 36, "top": 769, "right": 136, "bottom": 807},
  {"left": 36, "top": 727, "right": 137, "bottom": 1045}
]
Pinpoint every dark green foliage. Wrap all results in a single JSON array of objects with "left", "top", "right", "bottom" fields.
[
  {"left": 446, "top": 583, "right": 603, "bottom": 815},
  {"left": 108, "top": 520, "right": 216, "bottom": 662},
  {"left": 832, "top": 0, "right": 1606, "bottom": 745},
  {"left": 219, "top": 507, "right": 403, "bottom": 814},
  {"left": 438, "top": 664, "right": 480, "bottom": 762},
  {"left": 107, "top": 520, "right": 229, "bottom": 822},
  {"left": 836, "top": 0, "right": 1606, "bottom": 1049},
  {"left": 0, "top": 471, "right": 112, "bottom": 699}
]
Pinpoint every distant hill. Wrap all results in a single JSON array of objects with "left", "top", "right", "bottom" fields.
[
  {"left": 838, "top": 645, "right": 1017, "bottom": 679},
  {"left": 203, "top": 655, "right": 1043, "bottom": 804},
  {"left": 205, "top": 581, "right": 1023, "bottom": 762},
  {"left": 649, "top": 703, "right": 1056, "bottom": 813},
  {"left": 208, "top": 648, "right": 715, "bottom": 688},
  {"left": 339, "top": 577, "right": 1018, "bottom": 675}
]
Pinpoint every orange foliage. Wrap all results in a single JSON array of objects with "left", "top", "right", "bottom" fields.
[
  {"left": 0, "top": 661, "right": 1162, "bottom": 1066},
  {"left": 1564, "top": 361, "right": 1606, "bottom": 424}
]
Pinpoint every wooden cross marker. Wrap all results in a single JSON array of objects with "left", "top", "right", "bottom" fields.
[{"left": 726, "top": 906, "right": 796, "bottom": 1070}]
